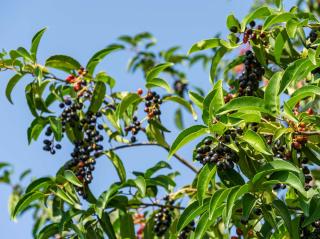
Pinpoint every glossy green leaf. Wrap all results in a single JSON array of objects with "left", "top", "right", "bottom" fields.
[
  {"left": 30, "top": 28, "right": 47, "bottom": 61},
  {"left": 145, "top": 161, "right": 171, "bottom": 178},
  {"left": 6, "top": 74, "right": 25, "bottom": 104},
  {"left": 25, "top": 177, "right": 53, "bottom": 193},
  {"left": 49, "top": 117, "right": 62, "bottom": 141},
  {"left": 87, "top": 81, "right": 106, "bottom": 113},
  {"left": 241, "top": 6, "right": 272, "bottom": 31},
  {"left": 217, "top": 96, "right": 268, "bottom": 115},
  {"left": 226, "top": 14, "right": 240, "bottom": 31},
  {"left": 208, "top": 188, "right": 231, "bottom": 219},
  {"left": 146, "top": 62, "right": 173, "bottom": 82},
  {"left": 146, "top": 77, "right": 173, "bottom": 93},
  {"left": 105, "top": 151, "right": 126, "bottom": 183},
  {"left": 177, "top": 199, "right": 209, "bottom": 232},
  {"left": 37, "top": 223, "right": 59, "bottom": 239},
  {"left": 188, "top": 38, "right": 223, "bottom": 54},
  {"left": 64, "top": 170, "right": 83, "bottom": 187},
  {"left": 274, "top": 30, "right": 287, "bottom": 64},
  {"left": 86, "top": 45, "right": 123, "bottom": 75},
  {"left": 116, "top": 93, "right": 142, "bottom": 122},
  {"left": 242, "top": 130, "right": 272, "bottom": 155},
  {"left": 96, "top": 184, "right": 120, "bottom": 218},
  {"left": 264, "top": 71, "right": 282, "bottom": 114},
  {"left": 168, "top": 125, "right": 207, "bottom": 158},
  {"left": 12, "top": 192, "right": 44, "bottom": 219},
  {"left": 119, "top": 210, "right": 135, "bottom": 239},
  {"left": 263, "top": 12, "right": 294, "bottom": 30},
  {"left": 134, "top": 176, "right": 146, "bottom": 197},
  {"left": 99, "top": 212, "right": 117, "bottom": 239},
  {"left": 45, "top": 55, "right": 81, "bottom": 73},
  {"left": 242, "top": 193, "right": 257, "bottom": 220},
  {"left": 197, "top": 165, "right": 216, "bottom": 205},
  {"left": 188, "top": 90, "right": 204, "bottom": 110},
  {"left": 210, "top": 47, "right": 228, "bottom": 83}
]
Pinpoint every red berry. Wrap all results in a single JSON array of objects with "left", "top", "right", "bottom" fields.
[
  {"left": 231, "top": 237, "right": 238, "bottom": 239},
  {"left": 66, "top": 75, "right": 76, "bottom": 83},
  {"left": 247, "top": 229, "right": 254, "bottom": 237},
  {"left": 236, "top": 227, "right": 243, "bottom": 235},
  {"left": 74, "top": 83, "right": 81, "bottom": 92},
  {"left": 137, "top": 88, "right": 143, "bottom": 95},
  {"left": 306, "top": 108, "right": 314, "bottom": 115},
  {"left": 292, "top": 141, "right": 301, "bottom": 150}
]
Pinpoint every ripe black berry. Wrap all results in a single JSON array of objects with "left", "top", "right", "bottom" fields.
[{"left": 230, "top": 26, "right": 238, "bottom": 33}]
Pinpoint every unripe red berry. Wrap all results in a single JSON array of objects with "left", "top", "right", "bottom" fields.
[
  {"left": 137, "top": 88, "right": 143, "bottom": 95},
  {"left": 74, "top": 83, "right": 81, "bottom": 91},
  {"left": 306, "top": 108, "right": 314, "bottom": 115},
  {"left": 292, "top": 141, "right": 301, "bottom": 150}
]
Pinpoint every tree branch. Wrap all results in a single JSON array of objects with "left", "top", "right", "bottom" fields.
[
  {"left": 108, "top": 142, "right": 198, "bottom": 173},
  {"left": 294, "top": 131, "right": 320, "bottom": 136},
  {"left": 128, "top": 202, "right": 185, "bottom": 210}
]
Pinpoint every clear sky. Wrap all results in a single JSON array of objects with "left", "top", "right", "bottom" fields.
[{"left": 0, "top": 0, "right": 259, "bottom": 237}]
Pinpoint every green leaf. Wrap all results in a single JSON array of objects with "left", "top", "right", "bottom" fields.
[
  {"left": 163, "top": 95, "right": 197, "bottom": 120},
  {"left": 6, "top": 74, "right": 25, "bottom": 104},
  {"left": 177, "top": 199, "right": 209, "bottom": 232},
  {"left": 217, "top": 96, "right": 268, "bottom": 115},
  {"left": 17, "top": 47, "right": 33, "bottom": 62},
  {"left": 25, "top": 177, "right": 53, "bottom": 193},
  {"left": 99, "top": 212, "right": 117, "bottom": 239},
  {"left": 87, "top": 81, "right": 106, "bottom": 113},
  {"left": 263, "top": 12, "right": 294, "bottom": 30},
  {"left": 37, "top": 223, "right": 59, "bottom": 239},
  {"left": 286, "top": 85, "right": 320, "bottom": 109},
  {"left": 168, "top": 125, "right": 207, "bottom": 158},
  {"left": 264, "top": 71, "right": 282, "bottom": 114},
  {"left": 279, "top": 58, "right": 315, "bottom": 94},
  {"left": 145, "top": 78, "right": 173, "bottom": 93},
  {"left": 86, "top": 45, "right": 124, "bottom": 75},
  {"left": 45, "top": 55, "right": 81, "bottom": 73},
  {"left": 210, "top": 47, "right": 228, "bottom": 83},
  {"left": 119, "top": 210, "right": 135, "bottom": 239},
  {"left": 49, "top": 117, "right": 62, "bottom": 141},
  {"left": 226, "top": 14, "right": 240, "bottom": 31},
  {"left": 116, "top": 93, "right": 142, "bottom": 123},
  {"left": 197, "top": 165, "right": 216, "bottom": 205},
  {"left": 134, "top": 176, "right": 146, "bottom": 197},
  {"left": 208, "top": 188, "right": 231, "bottom": 219},
  {"left": 301, "top": 196, "right": 320, "bottom": 227},
  {"left": 96, "top": 184, "right": 120, "bottom": 218},
  {"left": 252, "top": 159, "right": 301, "bottom": 185},
  {"left": 242, "top": 129, "right": 272, "bottom": 155},
  {"left": 12, "top": 192, "right": 44, "bottom": 219},
  {"left": 52, "top": 187, "right": 79, "bottom": 208},
  {"left": 265, "top": 171, "right": 305, "bottom": 195},
  {"left": 218, "top": 168, "right": 245, "bottom": 187},
  {"left": 273, "top": 200, "right": 297, "bottom": 239},
  {"left": 242, "top": 193, "right": 257, "bottom": 220},
  {"left": 30, "top": 28, "right": 47, "bottom": 61},
  {"left": 105, "top": 151, "right": 126, "bottom": 183},
  {"left": 175, "top": 108, "right": 184, "bottom": 130},
  {"left": 188, "top": 90, "right": 204, "bottom": 110},
  {"left": 274, "top": 30, "right": 287, "bottom": 64},
  {"left": 188, "top": 38, "right": 223, "bottom": 54},
  {"left": 241, "top": 6, "right": 272, "bottom": 31},
  {"left": 96, "top": 72, "right": 116, "bottom": 88},
  {"left": 146, "top": 62, "right": 173, "bottom": 82},
  {"left": 64, "top": 170, "right": 83, "bottom": 187},
  {"left": 145, "top": 161, "right": 172, "bottom": 178}
]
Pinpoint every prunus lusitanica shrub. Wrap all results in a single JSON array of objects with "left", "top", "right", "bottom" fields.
[{"left": 1, "top": 1, "right": 320, "bottom": 238}]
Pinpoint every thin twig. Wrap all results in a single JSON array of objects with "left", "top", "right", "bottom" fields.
[
  {"left": 108, "top": 142, "right": 198, "bottom": 173},
  {"left": 294, "top": 131, "right": 320, "bottom": 136},
  {"left": 128, "top": 202, "right": 185, "bottom": 210}
]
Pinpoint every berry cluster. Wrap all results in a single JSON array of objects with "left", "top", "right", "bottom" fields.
[
  {"left": 194, "top": 139, "right": 238, "bottom": 170},
  {"left": 178, "top": 221, "right": 195, "bottom": 239},
  {"left": 42, "top": 128, "right": 62, "bottom": 155},
  {"left": 144, "top": 91, "right": 162, "bottom": 120},
  {"left": 242, "top": 22, "right": 267, "bottom": 44},
  {"left": 237, "top": 50, "right": 264, "bottom": 96},
  {"left": 60, "top": 98, "right": 83, "bottom": 129},
  {"left": 65, "top": 67, "right": 87, "bottom": 92},
  {"left": 125, "top": 116, "right": 142, "bottom": 143},
  {"left": 290, "top": 122, "right": 309, "bottom": 150},
  {"left": 221, "top": 128, "right": 243, "bottom": 143},
  {"left": 302, "top": 164, "right": 313, "bottom": 191},
  {"left": 173, "top": 80, "right": 188, "bottom": 97},
  {"left": 153, "top": 196, "right": 174, "bottom": 237},
  {"left": 67, "top": 112, "right": 104, "bottom": 198},
  {"left": 300, "top": 216, "right": 320, "bottom": 239},
  {"left": 271, "top": 139, "right": 291, "bottom": 160}
]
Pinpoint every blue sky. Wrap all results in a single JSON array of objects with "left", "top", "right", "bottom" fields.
[{"left": 0, "top": 0, "right": 259, "bottom": 237}]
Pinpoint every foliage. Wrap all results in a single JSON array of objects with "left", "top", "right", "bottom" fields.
[{"left": 1, "top": 0, "right": 320, "bottom": 238}]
